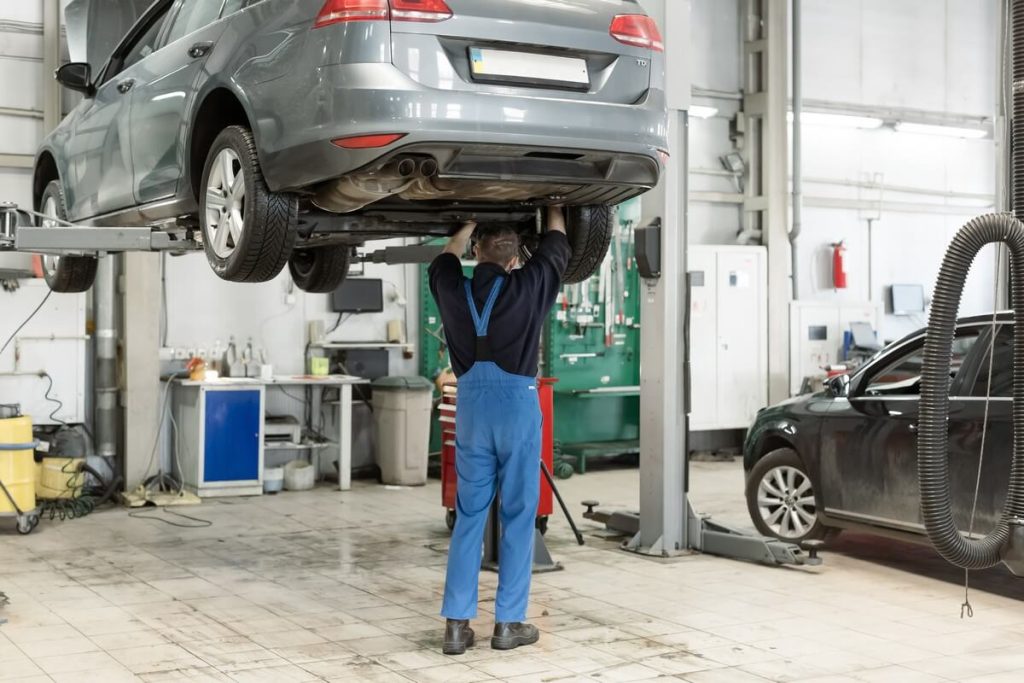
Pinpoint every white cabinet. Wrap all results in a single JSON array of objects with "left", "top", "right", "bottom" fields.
[
  {"left": 688, "top": 246, "right": 768, "bottom": 431},
  {"left": 789, "top": 301, "right": 879, "bottom": 395}
]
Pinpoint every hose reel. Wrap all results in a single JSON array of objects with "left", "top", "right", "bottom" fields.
[{"left": 918, "top": 213, "right": 1024, "bottom": 575}]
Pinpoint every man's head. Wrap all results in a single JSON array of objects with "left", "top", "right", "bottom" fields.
[{"left": 473, "top": 225, "right": 520, "bottom": 271}]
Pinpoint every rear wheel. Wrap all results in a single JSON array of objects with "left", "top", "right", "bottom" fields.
[
  {"left": 561, "top": 205, "right": 615, "bottom": 284},
  {"left": 289, "top": 246, "right": 351, "bottom": 293},
  {"left": 745, "top": 448, "right": 829, "bottom": 544},
  {"left": 39, "top": 181, "right": 97, "bottom": 293},
  {"left": 200, "top": 125, "right": 298, "bottom": 283}
]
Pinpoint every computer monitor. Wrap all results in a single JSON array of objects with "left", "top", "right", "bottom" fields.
[
  {"left": 331, "top": 278, "right": 384, "bottom": 314},
  {"left": 890, "top": 284, "right": 925, "bottom": 315},
  {"left": 849, "top": 321, "right": 881, "bottom": 350}
]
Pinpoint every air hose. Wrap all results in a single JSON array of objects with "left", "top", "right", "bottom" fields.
[{"left": 918, "top": 213, "right": 1024, "bottom": 569}]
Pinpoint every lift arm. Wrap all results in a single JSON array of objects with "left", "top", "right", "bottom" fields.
[{"left": 0, "top": 202, "right": 200, "bottom": 256}]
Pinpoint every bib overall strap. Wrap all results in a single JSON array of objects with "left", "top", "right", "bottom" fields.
[{"left": 464, "top": 277, "right": 505, "bottom": 362}]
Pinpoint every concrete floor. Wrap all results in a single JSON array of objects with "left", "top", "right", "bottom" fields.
[{"left": 2, "top": 459, "right": 1024, "bottom": 682}]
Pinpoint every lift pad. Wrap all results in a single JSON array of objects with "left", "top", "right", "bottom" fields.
[{"left": 0, "top": 201, "right": 200, "bottom": 256}]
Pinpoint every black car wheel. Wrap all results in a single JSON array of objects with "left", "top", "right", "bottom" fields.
[
  {"left": 38, "top": 181, "right": 97, "bottom": 293},
  {"left": 200, "top": 125, "right": 298, "bottom": 283},
  {"left": 745, "top": 448, "right": 829, "bottom": 543},
  {"left": 561, "top": 205, "right": 615, "bottom": 284},
  {"left": 289, "top": 246, "right": 351, "bottom": 294}
]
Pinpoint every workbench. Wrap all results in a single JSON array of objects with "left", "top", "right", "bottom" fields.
[{"left": 173, "top": 375, "right": 369, "bottom": 495}]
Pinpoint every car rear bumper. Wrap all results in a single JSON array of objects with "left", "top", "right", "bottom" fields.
[{"left": 257, "top": 62, "right": 667, "bottom": 198}]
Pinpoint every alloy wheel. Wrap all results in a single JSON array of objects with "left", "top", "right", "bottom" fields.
[
  {"left": 205, "top": 148, "right": 246, "bottom": 259},
  {"left": 756, "top": 465, "right": 817, "bottom": 539},
  {"left": 41, "top": 195, "right": 61, "bottom": 278}
]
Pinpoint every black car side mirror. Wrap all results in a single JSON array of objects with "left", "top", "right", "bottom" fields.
[
  {"left": 55, "top": 62, "right": 94, "bottom": 97},
  {"left": 826, "top": 374, "right": 851, "bottom": 398}
]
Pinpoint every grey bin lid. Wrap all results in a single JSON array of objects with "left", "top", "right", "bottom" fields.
[{"left": 372, "top": 376, "right": 434, "bottom": 392}]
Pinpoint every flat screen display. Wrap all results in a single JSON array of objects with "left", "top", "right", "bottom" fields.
[
  {"left": 332, "top": 278, "right": 384, "bottom": 314},
  {"left": 890, "top": 284, "right": 925, "bottom": 315}
]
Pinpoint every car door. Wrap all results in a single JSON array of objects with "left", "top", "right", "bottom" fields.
[
  {"left": 129, "top": 0, "right": 229, "bottom": 204},
  {"left": 817, "top": 325, "right": 984, "bottom": 533},
  {"left": 62, "top": 4, "right": 173, "bottom": 220},
  {"left": 947, "top": 322, "right": 1013, "bottom": 536}
]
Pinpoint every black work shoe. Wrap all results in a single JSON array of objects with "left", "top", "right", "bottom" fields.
[
  {"left": 491, "top": 622, "right": 540, "bottom": 650},
  {"left": 442, "top": 619, "right": 475, "bottom": 655}
]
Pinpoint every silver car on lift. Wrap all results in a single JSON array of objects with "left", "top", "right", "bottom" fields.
[{"left": 35, "top": 0, "right": 668, "bottom": 293}]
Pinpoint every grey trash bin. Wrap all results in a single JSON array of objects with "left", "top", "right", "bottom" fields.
[{"left": 372, "top": 376, "right": 434, "bottom": 486}]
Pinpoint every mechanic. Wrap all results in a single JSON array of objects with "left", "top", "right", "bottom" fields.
[{"left": 429, "top": 206, "right": 570, "bottom": 655}]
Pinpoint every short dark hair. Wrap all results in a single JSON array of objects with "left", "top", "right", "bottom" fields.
[{"left": 475, "top": 226, "right": 520, "bottom": 265}]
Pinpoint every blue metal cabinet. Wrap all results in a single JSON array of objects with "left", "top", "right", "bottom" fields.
[{"left": 173, "top": 382, "right": 265, "bottom": 497}]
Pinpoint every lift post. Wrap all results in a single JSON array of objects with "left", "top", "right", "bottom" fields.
[{"left": 582, "top": 0, "right": 818, "bottom": 569}]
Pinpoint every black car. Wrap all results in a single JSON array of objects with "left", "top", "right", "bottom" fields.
[{"left": 744, "top": 313, "right": 1012, "bottom": 545}]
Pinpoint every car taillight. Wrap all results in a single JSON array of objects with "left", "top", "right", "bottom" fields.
[
  {"left": 332, "top": 133, "right": 407, "bottom": 149},
  {"left": 314, "top": 0, "right": 451, "bottom": 28},
  {"left": 610, "top": 14, "right": 664, "bottom": 52},
  {"left": 389, "top": 0, "right": 452, "bottom": 22},
  {"left": 315, "top": 0, "right": 388, "bottom": 28}
]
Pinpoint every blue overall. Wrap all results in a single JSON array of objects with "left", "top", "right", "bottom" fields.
[{"left": 441, "top": 276, "right": 542, "bottom": 624}]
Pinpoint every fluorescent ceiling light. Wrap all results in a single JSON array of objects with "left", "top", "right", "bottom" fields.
[
  {"left": 689, "top": 105, "right": 719, "bottom": 119},
  {"left": 787, "top": 111, "right": 884, "bottom": 129},
  {"left": 894, "top": 122, "right": 987, "bottom": 139}
]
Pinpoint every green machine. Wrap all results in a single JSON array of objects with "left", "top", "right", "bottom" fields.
[{"left": 419, "top": 198, "right": 643, "bottom": 475}]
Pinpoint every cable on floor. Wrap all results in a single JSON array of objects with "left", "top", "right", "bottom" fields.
[{"left": 128, "top": 508, "right": 212, "bottom": 528}]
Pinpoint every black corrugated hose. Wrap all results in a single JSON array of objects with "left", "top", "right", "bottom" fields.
[{"left": 918, "top": 213, "right": 1024, "bottom": 569}]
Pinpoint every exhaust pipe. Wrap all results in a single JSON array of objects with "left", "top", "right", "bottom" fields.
[
  {"left": 419, "top": 158, "right": 439, "bottom": 178},
  {"left": 395, "top": 157, "right": 417, "bottom": 178}
]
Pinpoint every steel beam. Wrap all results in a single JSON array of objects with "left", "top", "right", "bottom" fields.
[{"left": 742, "top": 0, "right": 790, "bottom": 404}]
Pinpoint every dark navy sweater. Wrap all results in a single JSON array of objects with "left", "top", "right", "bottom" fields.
[{"left": 429, "top": 231, "right": 571, "bottom": 378}]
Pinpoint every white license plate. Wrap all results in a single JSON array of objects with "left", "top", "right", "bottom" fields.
[{"left": 469, "top": 48, "right": 589, "bottom": 87}]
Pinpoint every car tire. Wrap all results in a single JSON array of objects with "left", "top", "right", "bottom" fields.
[
  {"left": 38, "top": 181, "right": 97, "bottom": 293},
  {"left": 561, "top": 205, "right": 615, "bottom": 284},
  {"left": 200, "top": 125, "right": 298, "bottom": 283},
  {"left": 289, "top": 246, "right": 351, "bottom": 294},
  {"left": 745, "top": 447, "right": 829, "bottom": 544}
]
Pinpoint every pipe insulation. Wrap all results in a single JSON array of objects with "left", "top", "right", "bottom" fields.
[{"left": 918, "top": 213, "right": 1024, "bottom": 569}]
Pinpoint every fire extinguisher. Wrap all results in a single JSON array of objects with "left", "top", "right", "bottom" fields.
[{"left": 831, "top": 241, "right": 847, "bottom": 290}]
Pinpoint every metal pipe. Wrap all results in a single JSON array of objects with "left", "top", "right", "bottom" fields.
[
  {"left": 94, "top": 256, "right": 118, "bottom": 460},
  {"left": 790, "top": 0, "right": 802, "bottom": 300}
]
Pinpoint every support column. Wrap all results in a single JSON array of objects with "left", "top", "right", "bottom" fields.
[
  {"left": 42, "top": 0, "right": 61, "bottom": 133},
  {"left": 742, "top": 0, "right": 790, "bottom": 403},
  {"left": 122, "top": 254, "right": 161, "bottom": 490},
  {"left": 629, "top": 0, "right": 691, "bottom": 557}
]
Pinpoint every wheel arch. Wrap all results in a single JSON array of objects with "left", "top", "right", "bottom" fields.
[
  {"left": 187, "top": 86, "right": 258, "bottom": 203},
  {"left": 33, "top": 151, "right": 59, "bottom": 210},
  {"left": 745, "top": 431, "right": 796, "bottom": 471}
]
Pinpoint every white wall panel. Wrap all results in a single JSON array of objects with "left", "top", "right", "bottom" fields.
[
  {"left": 690, "top": 0, "right": 740, "bottom": 93},
  {"left": 802, "top": 0, "right": 864, "bottom": 104}
]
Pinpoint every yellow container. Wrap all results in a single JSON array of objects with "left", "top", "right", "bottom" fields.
[
  {"left": 35, "top": 457, "right": 85, "bottom": 500},
  {"left": 0, "top": 416, "right": 36, "bottom": 515}
]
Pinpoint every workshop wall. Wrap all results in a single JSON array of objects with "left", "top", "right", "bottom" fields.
[{"left": 688, "top": 0, "right": 1001, "bottom": 342}]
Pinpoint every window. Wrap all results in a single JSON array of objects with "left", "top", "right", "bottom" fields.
[
  {"left": 164, "top": 0, "right": 225, "bottom": 46},
  {"left": 970, "top": 325, "right": 1014, "bottom": 398},
  {"left": 120, "top": 13, "right": 171, "bottom": 73},
  {"left": 864, "top": 328, "right": 981, "bottom": 397}
]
